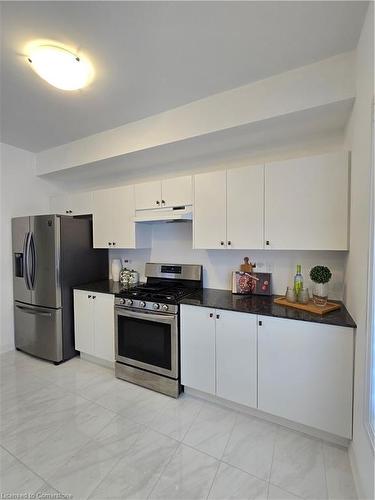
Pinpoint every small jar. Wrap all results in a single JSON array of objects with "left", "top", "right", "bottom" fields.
[
  {"left": 285, "top": 287, "right": 297, "bottom": 303},
  {"left": 298, "top": 288, "right": 310, "bottom": 304}
]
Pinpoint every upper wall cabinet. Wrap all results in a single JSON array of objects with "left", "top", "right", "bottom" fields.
[
  {"left": 93, "top": 185, "right": 150, "bottom": 249},
  {"left": 193, "top": 165, "right": 264, "bottom": 249},
  {"left": 227, "top": 165, "right": 264, "bottom": 249},
  {"left": 50, "top": 192, "right": 93, "bottom": 216},
  {"left": 264, "top": 152, "right": 349, "bottom": 250},
  {"left": 194, "top": 170, "right": 227, "bottom": 249},
  {"left": 135, "top": 176, "right": 192, "bottom": 210}
]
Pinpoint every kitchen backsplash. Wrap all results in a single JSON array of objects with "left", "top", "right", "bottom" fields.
[{"left": 109, "top": 222, "right": 347, "bottom": 300}]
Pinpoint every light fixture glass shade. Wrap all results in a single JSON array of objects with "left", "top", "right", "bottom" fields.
[{"left": 26, "top": 42, "right": 94, "bottom": 90}]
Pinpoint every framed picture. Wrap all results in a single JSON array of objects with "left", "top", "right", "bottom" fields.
[{"left": 232, "top": 272, "right": 272, "bottom": 295}]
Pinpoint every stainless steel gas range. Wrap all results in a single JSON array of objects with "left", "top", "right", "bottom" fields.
[{"left": 114, "top": 263, "right": 203, "bottom": 397}]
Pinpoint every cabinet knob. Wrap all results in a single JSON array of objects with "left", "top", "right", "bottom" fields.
[
  {"left": 162, "top": 200, "right": 165, "bottom": 205},
  {"left": 156, "top": 200, "right": 160, "bottom": 205},
  {"left": 108, "top": 242, "right": 112, "bottom": 246},
  {"left": 266, "top": 240, "right": 270, "bottom": 246},
  {"left": 258, "top": 320, "right": 262, "bottom": 326},
  {"left": 112, "top": 242, "right": 116, "bottom": 246},
  {"left": 209, "top": 313, "right": 213, "bottom": 318},
  {"left": 65, "top": 210, "right": 69, "bottom": 214},
  {"left": 92, "top": 296, "right": 96, "bottom": 299},
  {"left": 220, "top": 241, "right": 224, "bottom": 246},
  {"left": 216, "top": 314, "right": 220, "bottom": 319},
  {"left": 227, "top": 241, "right": 231, "bottom": 246},
  {"left": 69, "top": 210, "right": 73, "bottom": 214},
  {"left": 88, "top": 295, "right": 92, "bottom": 298}
]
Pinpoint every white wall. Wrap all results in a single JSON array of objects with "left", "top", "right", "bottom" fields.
[
  {"left": 0, "top": 143, "right": 52, "bottom": 353},
  {"left": 344, "top": 4, "right": 374, "bottom": 499},
  {"left": 110, "top": 223, "right": 347, "bottom": 299}
]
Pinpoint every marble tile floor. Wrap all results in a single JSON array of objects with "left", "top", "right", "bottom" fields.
[{"left": 0, "top": 351, "right": 357, "bottom": 500}]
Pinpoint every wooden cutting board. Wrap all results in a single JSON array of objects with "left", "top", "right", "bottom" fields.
[{"left": 274, "top": 296, "right": 341, "bottom": 315}]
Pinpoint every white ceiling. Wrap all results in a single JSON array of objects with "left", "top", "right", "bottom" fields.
[{"left": 0, "top": 1, "right": 368, "bottom": 153}]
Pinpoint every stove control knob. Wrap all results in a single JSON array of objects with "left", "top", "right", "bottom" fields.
[
  {"left": 139, "top": 301, "right": 146, "bottom": 308},
  {"left": 161, "top": 304, "right": 169, "bottom": 312},
  {"left": 153, "top": 303, "right": 160, "bottom": 310},
  {"left": 118, "top": 298, "right": 125, "bottom": 305},
  {"left": 125, "top": 299, "right": 133, "bottom": 306}
]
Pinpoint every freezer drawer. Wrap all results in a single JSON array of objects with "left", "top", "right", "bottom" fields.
[{"left": 14, "top": 302, "right": 63, "bottom": 362}]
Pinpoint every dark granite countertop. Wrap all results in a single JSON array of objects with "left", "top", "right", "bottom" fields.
[
  {"left": 73, "top": 279, "right": 139, "bottom": 295},
  {"left": 180, "top": 289, "right": 357, "bottom": 329},
  {"left": 73, "top": 281, "right": 356, "bottom": 329}
]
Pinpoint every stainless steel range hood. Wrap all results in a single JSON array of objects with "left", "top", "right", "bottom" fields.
[{"left": 134, "top": 206, "right": 192, "bottom": 223}]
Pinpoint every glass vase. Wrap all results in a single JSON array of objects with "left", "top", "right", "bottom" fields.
[{"left": 312, "top": 282, "right": 328, "bottom": 307}]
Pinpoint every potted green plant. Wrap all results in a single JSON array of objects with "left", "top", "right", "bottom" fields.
[{"left": 310, "top": 265, "right": 332, "bottom": 306}]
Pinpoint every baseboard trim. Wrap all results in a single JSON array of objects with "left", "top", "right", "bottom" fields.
[
  {"left": 80, "top": 352, "right": 114, "bottom": 369},
  {"left": 185, "top": 387, "right": 350, "bottom": 447},
  {"left": 0, "top": 344, "right": 15, "bottom": 354}
]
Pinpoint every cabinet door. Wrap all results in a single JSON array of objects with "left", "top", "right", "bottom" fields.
[
  {"left": 193, "top": 170, "right": 227, "bottom": 249},
  {"left": 216, "top": 310, "right": 257, "bottom": 407},
  {"left": 111, "top": 185, "right": 136, "bottom": 248},
  {"left": 70, "top": 192, "right": 93, "bottom": 215},
  {"left": 227, "top": 165, "right": 264, "bottom": 249},
  {"left": 50, "top": 194, "right": 72, "bottom": 215},
  {"left": 93, "top": 293, "right": 115, "bottom": 362},
  {"left": 135, "top": 181, "right": 162, "bottom": 210},
  {"left": 180, "top": 305, "right": 216, "bottom": 394},
  {"left": 92, "top": 189, "right": 113, "bottom": 248},
  {"left": 73, "top": 290, "right": 94, "bottom": 355},
  {"left": 258, "top": 316, "right": 353, "bottom": 438},
  {"left": 265, "top": 152, "right": 349, "bottom": 250},
  {"left": 161, "top": 176, "right": 192, "bottom": 207}
]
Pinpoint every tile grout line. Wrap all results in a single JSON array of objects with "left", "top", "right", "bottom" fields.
[
  {"left": 0, "top": 443, "right": 62, "bottom": 495},
  {"left": 321, "top": 439, "right": 331, "bottom": 500},
  {"left": 146, "top": 440, "right": 182, "bottom": 499},
  {"left": 87, "top": 420, "right": 152, "bottom": 499}
]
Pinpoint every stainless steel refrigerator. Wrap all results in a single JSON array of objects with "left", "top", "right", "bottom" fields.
[{"left": 12, "top": 215, "right": 108, "bottom": 363}]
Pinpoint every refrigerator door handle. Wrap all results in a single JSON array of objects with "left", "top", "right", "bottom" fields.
[
  {"left": 24, "top": 232, "right": 31, "bottom": 290},
  {"left": 15, "top": 304, "right": 52, "bottom": 317},
  {"left": 29, "top": 232, "right": 36, "bottom": 289}
]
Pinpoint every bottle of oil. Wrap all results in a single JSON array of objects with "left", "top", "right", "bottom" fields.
[{"left": 293, "top": 264, "right": 303, "bottom": 297}]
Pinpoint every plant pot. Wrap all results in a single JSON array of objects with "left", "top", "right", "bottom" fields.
[{"left": 312, "top": 282, "right": 328, "bottom": 307}]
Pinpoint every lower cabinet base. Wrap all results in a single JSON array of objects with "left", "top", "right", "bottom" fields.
[
  {"left": 115, "top": 362, "right": 181, "bottom": 398},
  {"left": 80, "top": 352, "right": 114, "bottom": 369},
  {"left": 184, "top": 386, "right": 351, "bottom": 448}
]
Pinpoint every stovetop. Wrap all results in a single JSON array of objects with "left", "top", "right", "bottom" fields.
[{"left": 116, "top": 282, "right": 196, "bottom": 304}]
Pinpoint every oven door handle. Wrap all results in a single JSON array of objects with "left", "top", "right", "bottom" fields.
[{"left": 115, "top": 307, "right": 177, "bottom": 324}]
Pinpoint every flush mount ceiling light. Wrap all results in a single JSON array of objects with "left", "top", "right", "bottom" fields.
[{"left": 25, "top": 40, "right": 94, "bottom": 90}]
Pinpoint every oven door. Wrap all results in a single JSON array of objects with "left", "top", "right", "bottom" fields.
[{"left": 115, "top": 307, "right": 178, "bottom": 379}]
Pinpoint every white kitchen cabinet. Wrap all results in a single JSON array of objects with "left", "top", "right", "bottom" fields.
[
  {"left": 181, "top": 304, "right": 257, "bottom": 407},
  {"left": 161, "top": 176, "right": 192, "bottom": 207},
  {"left": 73, "top": 290, "right": 94, "bottom": 355},
  {"left": 216, "top": 309, "right": 257, "bottom": 407},
  {"left": 134, "top": 181, "right": 162, "bottom": 210},
  {"left": 93, "top": 185, "right": 150, "bottom": 249},
  {"left": 264, "top": 152, "right": 349, "bottom": 250},
  {"left": 193, "top": 170, "right": 227, "bottom": 249},
  {"left": 180, "top": 304, "right": 216, "bottom": 394},
  {"left": 258, "top": 315, "right": 353, "bottom": 438},
  {"left": 226, "top": 165, "right": 264, "bottom": 249},
  {"left": 194, "top": 166, "right": 264, "bottom": 249},
  {"left": 135, "top": 176, "right": 192, "bottom": 210},
  {"left": 50, "top": 192, "right": 93, "bottom": 216},
  {"left": 74, "top": 290, "right": 115, "bottom": 362}
]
